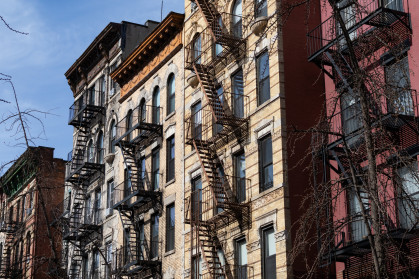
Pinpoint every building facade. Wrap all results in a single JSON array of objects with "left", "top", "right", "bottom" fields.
[
  {"left": 307, "top": 0, "right": 419, "bottom": 277},
  {"left": 0, "top": 146, "right": 65, "bottom": 279},
  {"left": 58, "top": 20, "right": 159, "bottom": 279},
  {"left": 183, "top": 0, "right": 323, "bottom": 278}
]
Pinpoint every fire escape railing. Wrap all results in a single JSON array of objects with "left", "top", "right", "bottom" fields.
[
  {"left": 68, "top": 90, "right": 105, "bottom": 127},
  {"left": 307, "top": 0, "right": 411, "bottom": 63},
  {"left": 114, "top": 105, "right": 163, "bottom": 148},
  {"left": 65, "top": 147, "right": 105, "bottom": 183}
]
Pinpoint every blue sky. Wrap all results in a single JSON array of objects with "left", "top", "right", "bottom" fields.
[{"left": 0, "top": 0, "right": 184, "bottom": 171}]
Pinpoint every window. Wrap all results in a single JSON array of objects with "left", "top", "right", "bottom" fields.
[
  {"left": 166, "top": 137, "right": 175, "bottom": 182},
  {"left": 153, "top": 87, "right": 160, "bottom": 124},
  {"left": 398, "top": 163, "right": 419, "bottom": 229},
  {"left": 255, "top": 0, "right": 268, "bottom": 17},
  {"left": 97, "top": 131, "right": 104, "bottom": 164},
  {"left": 152, "top": 149, "right": 160, "bottom": 190},
  {"left": 92, "top": 250, "right": 100, "bottom": 279},
  {"left": 167, "top": 74, "right": 176, "bottom": 115},
  {"left": 348, "top": 187, "right": 368, "bottom": 241},
  {"left": 166, "top": 204, "right": 175, "bottom": 252},
  {"left": 107, "top": 180, "right": 115, "bottom": 209},
  {"left": 191, "top": 0, "right": 198, "bottom": 12},
  {"left": 257, "top": 51, "right": 270, "bottom": 105},
  {"left": 109, "top": 62, "right": 120, "bottom": 95},
  {"left": 259, "top": 135, "right": 273, "bottom": 192},
  {"left": 109, "top": 120, "right": 116, "bottom": 153},
  {"left": 88, "top": 86, "right": 96, "bottom": 105},
  {"left": 138, "top": 222, "right": 145, "bottom": 260},
  {"left": 386, "top": 57, "right": 413, "bottom": 116},
  {"left": 82, "top": 255, "right": 89, "bottom": 279},
  {"left": 192, "top": 102, "right": 202, "bottom": 140},
  {"left": 192, "top": 34, "right": 202, "bottom": 64},
  {"left": 340, "top": 91, "right": 362, "bottom": 147},
  {"left": 125, "top": 167, "right": 133, "bottom": 198},
  {"left": 236, "top": 238, "right": 248, "bottom": 279},
  {"left": 126, "top": 110, "right": 133, "bottom": 141},
  {"left": 232, "top": 0, "right": 242, "bottom": 38},
  {"left": 26, "top": 233, "right": 31, "bottom": 264},
  {"left": 192, "top": 255, "right": 203, "bottom": 279},
  {"left": 215, "top": 165, "right": 225, "bottom": 214},
  {"left": 234, "top": 151, "right": 246, "bottom": 203},
  {"left": 213, "top": 86, "right": 224, "bottom": 135},
  {"left": 384, "top": 0, "right": 404, "bottom": 11},
  {"left": 140, "top": 98, "right": 146, "bottom": 122},
  {"left": 232, "top": 69, "right": 244, "bottom": 117},
  {"left": 337, "top": 0, "right": 356, "bottom": 47},
  {"left": 214, "top": 16, "right": 223, "bottom": 57},
  {"left": 217, "top": 249, "right": 226, "bottom": 277},
  {"left": 139, "top": 157, "right": 146, "bottom": 190},
  {"left": 105, "top": 242, "right": 112, "bottom": 279},
  {"left": 262, "top": 227, "right": 276, "bottom": 279},
  {"left": 151, "top": 214, "right": 159, "bottom": 259},
  {"left": 99, "top": 76, "right": 106, "bottom": 106},
  {"left": 87, "top": 140, "right": 95, "bottom": 163},
  {"left": 94, "top": 189, "right": 101, "bottom": 225},
  {"left": 85, "top": 196, "right": 93, "bottom": 224},
  {"left": 22, "top": 195, "right": 26, "bottom": 218},
  {"left": 192, "top": 177, "right": 202, "bottom": 221},
  {"left": 77, "top": 96, "right": 84, "bottom": 122}
]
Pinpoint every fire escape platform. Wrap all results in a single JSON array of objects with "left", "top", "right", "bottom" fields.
[
  {"left": 114, "top": 122, "right": 163, "bottom": 149},
  {"left": 68, "top": 104, "right": 105, "bottom": 127},
  {"left": 112, "top": 190, "right": 162, "bottom": 211},
  {"left": 65, "top": 162, "right": 104, "bottom": 183},
  {"left": 308, "top": 6, "right": 411, "bottom": 65}
]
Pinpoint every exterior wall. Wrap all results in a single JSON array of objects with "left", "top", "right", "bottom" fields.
[
  {"left": 183, "top": 0, "right": 322, "bottom": 278},
  {"left": 0, "top": 147, "right": 65, "bottom": 279}
]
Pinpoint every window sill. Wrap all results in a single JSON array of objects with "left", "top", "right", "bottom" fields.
[
  {"left": 249, "top": 93, "right": 280, "bottom": 118},
  {"left": 165, "top": 111, "right": 176, "bottom": 121},
  {"left": 165, "top": 179, "right": 175, "bottom": 188},
  {"left": 164, "top": 249, "right": 176, "bottom": 257}
]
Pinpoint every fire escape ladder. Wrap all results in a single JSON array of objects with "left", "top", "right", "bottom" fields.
[
  {"left": 195, "top": 0, "right": 220, "bottom": 41},
  {"left": 118, "top": 210, "right": 138, "bottom": 265},
  {"left": 198, "top": 223, "right": 224, "bottom": 278},
  {"left": 68, "top": 243, "right": 83, "bottom": 279},
  {"left": 119, "top": 144, "right": 139, "bottom": 193},
  {"left": 0, "top": 231, "right": 16, "bottom": 278},
  {"left": 71, "top": 126, "right": 90, "bottom": 173},
  {"left": 325, "top": 50, "right": 355, "bottom": 94}
]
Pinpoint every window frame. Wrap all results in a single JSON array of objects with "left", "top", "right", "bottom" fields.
[
  {"left": 259, "top": 134, "right": 273, "bottom": 192},
  {"left": 107, "top": 179, "right": 115, "bottom": 209},
  {"left": 167, "top": 73, "right": 176, "bottom": 115},
  {"left": 256, "top": 50, "right": 271, "bottom": 106},
  {"left": 255, "top": 0, "right": 268, "bottom": 18},
  {"left": 150, "top": 213, "right": 159, "bottom": 259},
  {"left": 165, "top": 203, "right": 175, "bottom": 252},
  {"left": 261, "top": 226, "right": 276, "bottom": 279},
  {"left": 152, "top": 148, "right": 160, "bottom": 190},
  {"left": 166, "top": 136, "right": 175, "bottom": 182}
]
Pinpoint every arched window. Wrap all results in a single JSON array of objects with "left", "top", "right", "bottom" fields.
[
  {"left": 109, "top": 120, "right": 116, "bottom": 153},
  {"left": 192, "top": 34, "right": 202, "bottom": 64},
  {"left": 232, "top": 0, "right": 242, "bottom": 38},
  {"left": 152, "top": 87, "right": 160, "bottom": 124},
  {"left": 167, "top": 74, "right": 175, "bottom": 115},
  {"left": 87, "top": 140, "right": 94, "bottom": 163},
  {"left": 126, "top": 110, "right": 133, "bottom": 141},
  {"left": 97, "top": 131, "right": 104, "bottom": 164}
]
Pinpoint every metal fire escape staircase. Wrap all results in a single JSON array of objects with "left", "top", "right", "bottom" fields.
[
  {"left": 0, "top": 217, "right": 22, "bottom": 279},
  {"left": 186, "top": 1, "right": 250, "bottom": 278},
  {"left": 112, "top": 105, "right": 163, "bottom": 277}
]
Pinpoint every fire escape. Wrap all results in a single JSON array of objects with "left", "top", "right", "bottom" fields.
[
  {"left": 112, "top": 104, "right": 163, "bottom": 278},
  {"left": 0, "top": 213, "right": 23, "bottom": 278},
  {"left": 64, "top": 89, "right": 105, "bottom": 279},
  {"left": 184, "top": 1, "right": 251, "bottom": 278},
  {"left": 307, "top": 0, "right": 415, "bottom": 274}
]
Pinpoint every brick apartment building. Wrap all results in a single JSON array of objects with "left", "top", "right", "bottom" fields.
[
  {"left": 307, "top": 0, "right": 419, "bottom": 278},
  {"left": 0, "top": 146, "right": 65, "bottom": 279}
]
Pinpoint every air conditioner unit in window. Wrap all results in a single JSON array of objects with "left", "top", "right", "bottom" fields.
[{"left": 105, "top": 208, "right": 113, "bottom": 217}]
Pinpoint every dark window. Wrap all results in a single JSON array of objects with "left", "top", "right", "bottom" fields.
[
  {"left": 151, "top": 214, "right": 159, "bottom": 258},
  {"left": 234, "top": 151, "right": 246, "bottom": 202},
  {"left": 167, "top": 137, "right": 175, "bottom": 182},
  {"left": 87, "top": 140, "right": 95, "bottom": 163},
  {"left": 166, "top": 204, "right": 175, "bottom": 252},
  {"left": 236, "top": 238, "right": 248, "bottom": 279},
  {"left": 192, "top": 177, "right": 202, "bottom": 221},
  {"left": 99, "top": 76, "right": 106, "bottom": 106},
  {"left": 255, "top": 0, "right": 268, "bottom": 17},
  {"left": 109, "top": 120, "right": 116, "bottom": 153},
  {"left": 384, "top": 0, "right": 404, "bottom": 11},
  {"left": 232, "top": 0, "right": 242, "bottom": 37},
  {"left": 153, "top": 87, "right": 160, "bottom": 124},
  {"left": 109, "top": 62, "right": 120, "bottom": 95},
  {"left": 193, "top": 34, "right": 202, "bottom": 64},
  {"left": 107, "top": 180, "right": 114, "bottom": 208},
  {"left": 192, "top": 255, "right": 202, "bottom": 279},
  {"left": 167, "top": 74, "right": 176, "bottom": 115},
  {"left": 124, "top": 167, "right": 133, "bottom": 198},
  {"left": 192, "top": 102, "right": 202, "bottom": 140},
  {"left": 257, "top": 51, "right": 270, "bottom": 105},
  {"left": 191, "top": 0, "right": 198, "bottom": 12},
  {"left": 92, "top": 250, "right": 100, "bottom": 279},
  {"left": 88, "top": 86, "right": 96, "bottom": 105},
  {"left": 262, "top": 227, "right": 276, "bottom": 279},
  {"left": 232, "top": 69, "right": 244, "bottom": 117},
  {"left": 347, "top": 187, "right": 369, "bottom": 241},
  {"left": 152, "top": 149, "right": 160, "bottom": 190},
  {"left": 94, "top": 189, "right": 101, "bottom": 224},
  {"left": 214, "top": 16, "right": 223, "bottom": 57},
  {"left": 105, "top": 242, "right": 112, "bottom": 279},
  {"left": 139, "top": 157, "right": 146, "bottom": 190},
  {"left": 340, "top": 91, "right": 362, "bottom": 147},
  {"left": 215, "top": 165, "right": 225, "bottom": 214},
  {"left": 397, "top": 163, "right": 419, "bottom": 229},
  {"left": 385, "top": 57, "right": 413, "bottom": 116},
  {"left": 259, "top": 135, "right": 273, "bottom": 192},
  {"left": 138, "top": 222, "right": 145, "bottom": 260}
]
